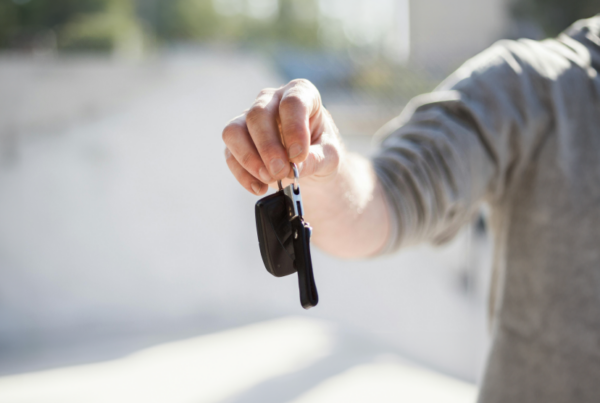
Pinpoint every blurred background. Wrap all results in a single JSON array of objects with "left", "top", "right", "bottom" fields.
[{"left": 0, "top": 0, "right": 597, "bottom": 402}]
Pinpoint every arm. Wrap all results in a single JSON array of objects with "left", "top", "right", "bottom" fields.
[
  {"left": 223, "top": 37, "right": 565, "bottom": 257},
  {"left": 370, "top": 35, "right": 581, "bottom": 251}
]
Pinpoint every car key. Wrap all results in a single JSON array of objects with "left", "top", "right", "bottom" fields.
[{"left": 254, "top": 163, "right": 319, "bottom": 309}]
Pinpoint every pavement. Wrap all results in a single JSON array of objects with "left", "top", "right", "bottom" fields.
[
  {"left": 0, "top": 49, "right": 490, "bottom": 401},
  {"left": 0, "top": 316, "right": 476, "bottom": 403}
]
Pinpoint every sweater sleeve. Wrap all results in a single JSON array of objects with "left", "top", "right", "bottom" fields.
[{"left": 371, "top": 38, "right": 572, "bottom": 252}]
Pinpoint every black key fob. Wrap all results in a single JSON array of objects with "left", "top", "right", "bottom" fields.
[
  {"left": 254, "top": 163, "right": 319, "bottom": 309},
  {"left": 255, "top": 191, "right": 296, "bottom": 277}
]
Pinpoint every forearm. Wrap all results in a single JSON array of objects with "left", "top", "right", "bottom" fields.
[{"left": 301, "top": 152, "right": 391, "bottom": 259}]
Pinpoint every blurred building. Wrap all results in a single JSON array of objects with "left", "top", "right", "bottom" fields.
[{"left": 409, "top": 0, "right": 510, "bottom": 74}]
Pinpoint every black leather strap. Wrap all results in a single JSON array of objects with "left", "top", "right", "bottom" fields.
[{"left": 291, "top": 217, "right": 319, "bottom": 309}]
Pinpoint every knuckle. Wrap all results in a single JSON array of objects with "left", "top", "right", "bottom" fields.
[
  {"left": 221, "top": 123, "right": 239, "bottom": 143},
  {"left": 289, "top": 78, "right": 312, "bottom": 88},
  {"left": 289, "top": 78, "right": 317, "bottom": 96},
  {"left": 257, "top": 87, "right": 276, "bottom": 98},
  {"left": 280, "top": 93, "right": 305, "bottom": 111},
  {"left": 285, "top": 79, "right": 321, "bottom": 114},
  {"left": 246, "top": 105, "right": 267, "bottom": 126}
]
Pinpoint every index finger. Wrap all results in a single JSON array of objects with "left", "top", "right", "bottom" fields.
[{"left": 246, "top": 88, "right": 290, "bottom": 179}]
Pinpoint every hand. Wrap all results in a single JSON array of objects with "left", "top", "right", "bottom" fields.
[{"left": 222, "top": 79, "right": 344, "bottom": 195}]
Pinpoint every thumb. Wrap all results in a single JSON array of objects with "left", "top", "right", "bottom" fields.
[{"left": 296, "top": 136, "right": 341, "bottom": 183}]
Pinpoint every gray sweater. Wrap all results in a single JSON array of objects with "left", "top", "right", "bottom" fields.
[{"left": 373, "top": 16, "right": 600, "bottom": 402}]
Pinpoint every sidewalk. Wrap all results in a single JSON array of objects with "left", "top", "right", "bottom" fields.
[{"left": 0, "top": 317, "right": 476, "bottom": 403}]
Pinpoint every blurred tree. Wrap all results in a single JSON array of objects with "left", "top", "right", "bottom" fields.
[
  {"left": 273, "top": 0, "right": 320, "bottom": 49},
  {"left": 0, "top": 0, "right": 326, "bottom": 51},
  {"left": 146, "top": 0, "right": 322, "bottom": 50},
  {"left": 512, "top": 0, "right": 600, "bottom": 36},
  {"left": 156, "top": 0, "right": 219, "bottom": 42},
  {"left": 0, "top": 0, "right": 148, "bottom": 52},
  {"left": 0, "top": 0, "right": 105, "bottom": 49},
  {"left": 60, "top": 0, "right": 150, "bottom": 53}
]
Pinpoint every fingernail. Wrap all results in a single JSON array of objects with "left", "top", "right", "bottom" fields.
[
  {"left": 288, "top": 143, "right": 303, "bottom": 159},
  {"left": 251, "top": 182, "right": 261, "bottom": 195},
  {"left": 259, "top": 167, "right": 272, "bottom": 183},
  {"left": 270, "top": 158, "right": 285, "bottom": 175}
]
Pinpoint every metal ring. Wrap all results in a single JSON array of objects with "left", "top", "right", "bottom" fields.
[
  {"left": 291, "top": 163, "right": 300, "bottom": 179},
  {"left": 291, "top": 163, "right": 300, "bottom": 192}
]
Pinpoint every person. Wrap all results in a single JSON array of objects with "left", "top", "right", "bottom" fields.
[{"left": 222, "top": 15, "right": 600, "bottom": 403}]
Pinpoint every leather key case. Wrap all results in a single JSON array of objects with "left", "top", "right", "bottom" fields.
[
  {"left": 255, "top": 191, "right": 296, "bottom": 277},
  {"left": 291, "top": 217, "right": 319, "bottom": 309}
]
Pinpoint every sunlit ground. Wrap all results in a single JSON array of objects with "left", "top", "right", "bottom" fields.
[{"left": 0, "top": 317, "right": 475, "bottom": 403}]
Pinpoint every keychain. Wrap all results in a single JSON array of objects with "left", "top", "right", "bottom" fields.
[{"left": 254, "top": 163, "right": 319, "bottom": 309}]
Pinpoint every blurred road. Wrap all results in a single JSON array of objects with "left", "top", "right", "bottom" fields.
[{"left": 0, "top": 50, "right": 490, "bottom": 400}]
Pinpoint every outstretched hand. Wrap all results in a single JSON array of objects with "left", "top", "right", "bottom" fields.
[{"left": 222, "top": 79, "right": 343, "bottom": 195}]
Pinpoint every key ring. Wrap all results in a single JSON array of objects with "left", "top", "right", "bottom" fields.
[
  {"left": 291, "top": 163, "right": 300, "bottom": 192},
  {"left": 277, "top": 162, "right": 300, "bottom": 192}
]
